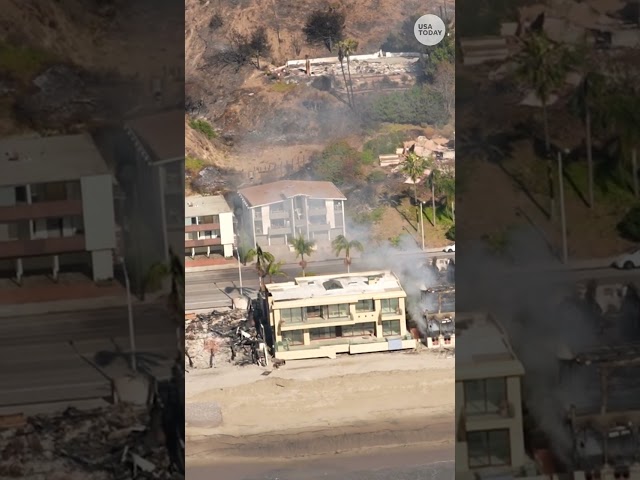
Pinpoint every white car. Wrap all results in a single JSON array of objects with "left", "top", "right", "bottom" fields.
[
  {"left": 612, "top": 248, "right": 640, "bottom": 269},
  {"left": 443, "top": 244, "right": 455, "bottom": 253}
]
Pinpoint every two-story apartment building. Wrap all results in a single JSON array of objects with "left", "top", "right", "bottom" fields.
[
  {"left": 264, "top": 270, "right": 417, "bottom": 360},
  {"left": 237, "top": 180, "right": 347, "bottom": 247},
  {"left": 0, "top": 134, "right": 116, "bottom": 283},
  {"left": 185, "top": 195, "right": 235, "bottom": 258},
  {"left": 456, "top": 312, "right": 527, "bottom": 480}
]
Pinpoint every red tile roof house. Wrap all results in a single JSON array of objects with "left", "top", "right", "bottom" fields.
[{"left": 237, "top": 180, "right": 347, "bottom": 248}]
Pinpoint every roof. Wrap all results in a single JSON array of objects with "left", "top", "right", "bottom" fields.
[
  {"left": 238, "top": 180, "right": 346, "bottom": 208},
  {"left": 456, "top": 312, "right": 525, "bottom": 379},
  {"left": 266, "top": 270, "right": 405, "bottom": 303},
  {"left": 0, "top": 134, "right": 110, "bottom": 186},
  {"left": 185, "top": 195, "right": 232, "bottom": 217},
  {"left": 125, "top": 110, "right": 184, "bottom": 162}
]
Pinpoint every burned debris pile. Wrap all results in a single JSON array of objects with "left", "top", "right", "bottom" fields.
[
  {"left": 0, "top": 405, "right": 176, "bottom": 480},
  {"left": 185, "top": 308, "right": 268, "bottom": 368}
]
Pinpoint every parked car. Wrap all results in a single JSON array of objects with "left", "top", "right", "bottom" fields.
[
  {"left": 612, "top": 248, "right": 640, "bottom": 269},
  {"left": 443, "top": 244, "right": 455, "bottom": 253}
]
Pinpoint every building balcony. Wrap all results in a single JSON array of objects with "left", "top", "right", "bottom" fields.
[
  {"left": 270, "top": 210, "right": 290, "bottom": 220},
  {"left": 184, "top": 223, "right": 221, "bottom": 233},
  {"left": 0, "top": 235, "right": 86, "bottom": 259},
  {"left": 308, "top": 223, "right": 331, "bottom": 232},
  {"left": 381, "top": 309, "right": 404, "bottom": 318},
  {"left": 279, "top": 314, "right": 352, "bottom": 330},
  {"left": 463, "top": 402, "right": 517, "bottom": 426},
  {"left": 268, "top": 226, "right": 292, "bottom": 235},
  {"left": 308, "top": 207, "right": 327, "bottom": 216},
  {"left": 0, "top": 200, "right": 83, "bottom": 222},
  {"left": 185, "top": 237, "right": 222, "bottom": 249}
]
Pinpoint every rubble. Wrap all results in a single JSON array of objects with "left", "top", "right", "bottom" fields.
[
  {"left": 185, "top": 308, "right": 268, "bottom": 369},
  {"left": 0, "top": 405, "right": 176, "bottom": 479}
]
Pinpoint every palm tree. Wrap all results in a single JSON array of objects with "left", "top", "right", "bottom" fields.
[
  {"left": 331, "top": 234, "right": 364, "bottom": 273},
  {"left": 266, "top": 260, "right": 287, "bottom": 283},
  {"left": 343, "top": 38, "right": 358, "bottom": 109},
  {"left": 432, "top": 170, "right": 456, "bottom": 222},
  {"left": 290, "top": 235, "right": 315, "bottom": 276},
  {"left": 515, "top": 31, "right": 573, "bottom": 219},
  {"left": 570, "top": 71, "right": 609, "bottom": 208},
  {"left": 245, "top": 245, "right": 275, "bottom": 291},
  {"left": 336, "top": 42, "right": 351, "bottom": 108},
  {"left": 401, "top": 152, "right": 431, "bottom": 225},
  {"left": 604, "top": 84, "right": 640, "bottom": 194}
]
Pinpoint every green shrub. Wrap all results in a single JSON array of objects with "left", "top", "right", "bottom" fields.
[
  {"left": 312, "top": 141, "right": 362, "bottom": 185},
  {"left": 445, "top": 224, "right": 455, "bottom": 241},
  {"left": 0, "top": 43, "right": 55, "bottom": 81},
  {"left": 185, "top": 156, "right": 205, "bottom": 173},
  {"left": 360, "top": 150, "right": 376, "bottom": 165},
  {"left": 362, "top": 85, "right": 448, "bottom": 126},
  {"left": 189, "top": 119, "right": 217, "bottom": 139},
  {"left": 367, "top": 170, "right": 387, "bottom": 183},
  {"left": 618, "top": 205, "right": 640, "bottom": 242}
]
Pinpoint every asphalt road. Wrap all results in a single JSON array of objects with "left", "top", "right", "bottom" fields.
[
  {"left": 0, "top": 303, "right": 177, "bottom": 414},
  {"left": 186, "top": 251, "right": 640, "bottom": 311},
  {"left": 185, "top": 252, "right": 456, "bottom": 311}
]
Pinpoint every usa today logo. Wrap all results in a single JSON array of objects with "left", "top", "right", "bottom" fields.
[{"left": 414, "top": 14, "right": 446, "bottom": 46}]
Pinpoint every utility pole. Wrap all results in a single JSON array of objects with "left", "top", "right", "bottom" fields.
[
  {"left": 236, "top": 244, "right": 243, "bottom": 295},
  {"left": 558, "top": 151, "right": 568, "bottom": 265},
  {"left": 121, "top": 257, "right": 137, "bottom": 372},
  {"left": 431, "top": 173, "right": 436, "bottom": 227},
  {"left": 420, "top": 201, "right": 425, "bottom": 251},
  {"left": 633, "top": 148, "right": 639, "bottom": 198}
]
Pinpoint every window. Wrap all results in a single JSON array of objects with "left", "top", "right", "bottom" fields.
[
  {"left": 185, "top": 217, "right": 196, "bottom": 226},
  {"left": 334, "top": 200, "right": 343, "bottom": 211},
  {"left": 309, "top": 327, "right": 336, "bottom": 341},
  {"left": 327, "top": 303, "right": 349, "bottom": 319},
  {"left": 381, "top": 298, "right": 400, "bottom": 314},
  {"left": 15, "top": 186, "right": 27, "bottom": 203},
  {"left": 283, "top": 330, "right": 304, "bottom": 346},
  {"left": 356, "top": 299, "right": 374, "bottom": 312},
  {"left": 185, "top": 232, "right": 196, "bottom": 241},
  {"left": 199, "top": 215, "right": 219, "bottom": 225},
  {"left": 306, "top": 305, "right": 323, "bottom": 319},
  {"left": 46, "top": 218, "right": 63, "bottom": 238},
  {"left": 280, "top": 308, "right": 304, "bottom": 324},
  {"left": 464, "top": 378, "right": 507, "bottom": 415},
  {"left": 341, "top": 322, "right": 376, "bottom": 337},
  {"left": 467, "top": 430, "right": 511, "bottom": 468},
  {"left": 382, "top": 320, "right": 401, "bottom": 336}
]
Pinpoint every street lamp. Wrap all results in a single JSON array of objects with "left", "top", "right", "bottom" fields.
[
  {"left": 235, "top": 244, "right": 243, "bottom": 296},
  {"left": 120, "top": 256, "right": 137, "bottom": 372},
  {"left": 419, "top": 201, "right": 425, "bottom": 251},
  {"left": 558, "top": 149, "right": 570, "bottom": 265}
]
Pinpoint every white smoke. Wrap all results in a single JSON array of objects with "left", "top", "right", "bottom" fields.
[
  {"left": 345, "top": 221, "right": 442, "bottom": 334},
  {"left": 458, "top": 226, "right": 603, "bottom": 467}
]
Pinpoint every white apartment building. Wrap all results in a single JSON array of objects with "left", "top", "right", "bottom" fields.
[
  {"left": 0, "top": 134, "right": 116, "bottom": 282},
  {"left": 185, "top": 195, "right": 234, "bottom": 258},
  {"left": 237, "top": 180, "right": 347, "bottom": 247},
  {"left": 264, "top": 270, "right": 417, "bottom": 360},
  {"left": 456, "top": 312, "right": 527, "bottom": 480}
]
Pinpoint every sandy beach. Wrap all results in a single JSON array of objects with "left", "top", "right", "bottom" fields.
[{"left": 185, "top": 348, "right": 454, "bottom": 478}]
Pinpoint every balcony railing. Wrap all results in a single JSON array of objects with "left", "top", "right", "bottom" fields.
[
  {"left": 270, "top": 210, "right": 290, "bottom": 220},
  {"left": 184, "top": 223, "right": 221, "bottom": 233},
  {"left": 280, "top": 314, "right": 352, "bottom": 328},
  {"left": 185, "top": 237, "right": 222, "bottom": 248},
  {"left": 0, "top": 235, "right": 86, "bottom": 258},
  {"left": 308, "top": 207, "right": 327, "bottom": 216},
  {"left": 0, "top": 200, "right": 83, "bottom": 222},
  {"left": 309, "top": 223, "right": 331, "bottom": 232},
  {"left": 269, "top": 226, "right": 292, "bottom": 235},
  {"left": 464, "top": 402, "right": 516, "bottom": 419},
  {"left": 381, "top": 308, "right": 403, "bottom": 317}
]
